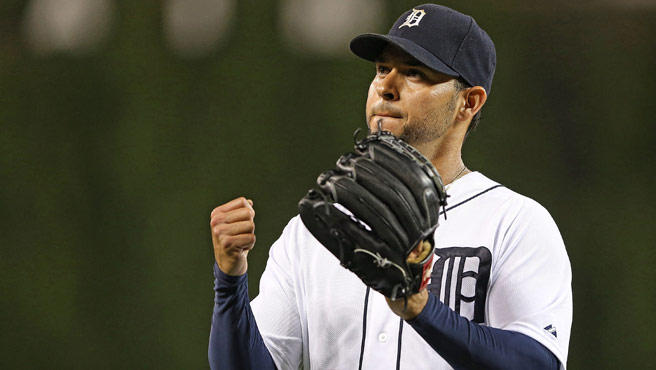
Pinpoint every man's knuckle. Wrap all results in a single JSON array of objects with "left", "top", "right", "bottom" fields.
[
  {"left": 217, "top": 222, "right": 227, "bottom": 231},
  {"left": 221, "top": 235, "right": 234, "bottom": 248},
  {"left": 211, "top": 213, "right": 227, "bottom": 225},
  {"left": 244, "top": 234, "right": 256, "bottom": 246}
]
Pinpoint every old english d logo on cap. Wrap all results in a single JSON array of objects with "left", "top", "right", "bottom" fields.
[{"left": 398, "top": 8, "right": 426, "bottom": 28}]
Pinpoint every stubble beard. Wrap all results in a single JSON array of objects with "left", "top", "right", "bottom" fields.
[{"left": 399, "top": 93, "right": 460, "bottom": 147}]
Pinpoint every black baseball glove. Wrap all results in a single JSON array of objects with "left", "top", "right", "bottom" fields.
[{"left": 298, "top": 129, "right": 447, "bottom": 300}]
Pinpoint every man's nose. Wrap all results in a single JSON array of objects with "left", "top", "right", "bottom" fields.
[{"left": 376, "top": 70, "right": 400, "bottom": 101}]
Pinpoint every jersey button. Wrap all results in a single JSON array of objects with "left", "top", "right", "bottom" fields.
[{"left": 377, "top": 332, "right": 388, "bottom": 343}]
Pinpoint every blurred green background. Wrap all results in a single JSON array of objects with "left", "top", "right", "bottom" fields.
[{"left": 1, "top": 0, "right": 654, "bottom": 369}]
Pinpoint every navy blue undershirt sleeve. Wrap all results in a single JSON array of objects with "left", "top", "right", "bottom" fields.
[
  {"left": 407, "top": 293, "right": 559, "bottom": 370},
  {"left": 208, "top": 263, "right": 277, "bottom": 370}
]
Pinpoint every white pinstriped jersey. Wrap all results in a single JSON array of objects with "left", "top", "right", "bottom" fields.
[{"left": 251, "top": 172, "right": 572, "bottom": 369}]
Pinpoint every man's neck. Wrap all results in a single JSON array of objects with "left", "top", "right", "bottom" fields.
[{"left": 413, "top": 135, "right": 468, "bottom": 186}]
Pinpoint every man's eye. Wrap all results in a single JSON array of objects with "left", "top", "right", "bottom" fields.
[
  {"left": 407, "top": 69, "right": 424, "bottom": 78},
  {"left": 376, "top": 66, "right": 389, "bottom": 75}
]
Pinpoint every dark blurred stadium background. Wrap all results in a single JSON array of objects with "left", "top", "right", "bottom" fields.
[{"left": 1, "top": 1, "right": 654, "bottom": 368}]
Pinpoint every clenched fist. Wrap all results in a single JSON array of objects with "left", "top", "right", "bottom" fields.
[{"left": 210, "top": 197, "right": 256, "bottom": 276}]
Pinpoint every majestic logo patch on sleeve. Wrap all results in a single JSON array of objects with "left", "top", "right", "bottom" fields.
[
  {"left": 544, "top": 324, "right": 558, "bottom": 338},
  {"left": 428, "top": 246, "right": 492, "bottom": 323},
  {"left": 399, "top": 8, "right": 427, "bottom": 29}
]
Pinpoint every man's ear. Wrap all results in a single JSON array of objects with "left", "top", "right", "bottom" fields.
[{"left": 456, "top": 86, "right": 487, "bottom": 122}]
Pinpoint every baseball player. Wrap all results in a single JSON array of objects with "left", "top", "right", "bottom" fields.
[{"left": 208, "top": 4, "right": 572, "bottom": 370}]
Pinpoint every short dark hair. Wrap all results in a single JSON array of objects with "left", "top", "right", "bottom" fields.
[{"left": 453, "top": 78, "right": 482, "bottom": 139}]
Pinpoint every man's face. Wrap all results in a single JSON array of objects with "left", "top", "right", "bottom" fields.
[{"left": 365, "top": 46, "right": 461, "bottom": 146}]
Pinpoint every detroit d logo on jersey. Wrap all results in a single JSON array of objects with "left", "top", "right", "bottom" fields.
[
  {"left": 399, "top": 8, "right": 427, "bottom": 28},
  {"left": 428, "top": 247, "right": 492, "bottom": 323}
]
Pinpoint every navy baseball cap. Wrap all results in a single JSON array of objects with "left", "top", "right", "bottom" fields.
[{"left": 350, "top": 4, "right": 496, "bottom": 94}]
